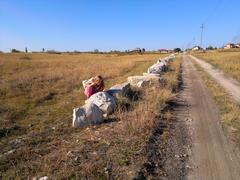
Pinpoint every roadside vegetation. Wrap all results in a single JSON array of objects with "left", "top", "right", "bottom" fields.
[
  {"left": 0, "top": 53, "right": 181, "bottom": 179},
  {"left": 193, "top": 50, "right": 240, "bottom": 82},
  {"left": 193, "top": 61, "right": 240, "bottom": 149}
]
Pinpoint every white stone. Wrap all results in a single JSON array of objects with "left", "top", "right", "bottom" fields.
[
  {"left": 39, "top": 176, "right": 48, "bottom": 180},
  {"left": 108, "top": 82, "right": 131, "bottom": 97},
  {"left": 143, "top": 73, "right": 161, "bottom": 78},
  {"left": 85, "top": 92, "right": 116, "bottom": 116},
  {"left": 157, "top": 59, "right": 168, "bottom": 66},
  {"left": 72, "top": 103, "right": 103, "bottom": 128},
  {"left": 127, "top": 76, "right": 161, "bottom": 87},
  {"left": 157, "top": 54, "right": 175, "bottom": 64},
  {"left": 147, "top": 62, "right": 166, "bottom": 74}
]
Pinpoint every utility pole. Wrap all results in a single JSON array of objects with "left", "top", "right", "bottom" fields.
[{"left": 200, "top": 24, "right": 205, "bottom": 48}]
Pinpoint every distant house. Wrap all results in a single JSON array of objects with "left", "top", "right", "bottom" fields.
[
  {"left": 235, "top": 44, "right": 240, "bottom": 48},
  {"left": 192, "top": 46, "right": 201, "bottom": 51},
  {"left": 224, "top": 43, "right": 237, "bottom": 49},
  {"left": 130, "top": 48, "right": 142, "bottom": 53},
  {"left": 159, "top": 49, "right": 169, "bottom": 54}
]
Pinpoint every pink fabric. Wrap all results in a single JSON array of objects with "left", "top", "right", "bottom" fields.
[{"left": 85, "top": 85, "right": 96, "bottom": 98}]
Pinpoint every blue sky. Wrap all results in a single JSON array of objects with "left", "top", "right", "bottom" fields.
[{"left": 0, "top": 0, "right": 240, "bottom": 52}]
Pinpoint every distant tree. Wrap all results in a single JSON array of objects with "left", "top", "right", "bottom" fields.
[
  {"left": 142, "top": 48, "right": 146, "bottom": 53},
  {"left": 73, "top": 50, "right": 81, "bottom": 53},
  {"left": 94, "top": 49, "right": 99, "bottom": 53},
  {"left": 46, "top": 50, "right": 61, "bottom": 54},
  {"left": 42, "top": 48, "right": 45, "bottom": 52},
  {"left": 25, "top": 47, "right": 28, "bottom": 53},
  {"left": 206, "top": 46, "right": 214, "bottom": 50},
  {"left": 173, "top": 48, "right": 181, "bottom": 53},
  {"left": 11, "top": 49, "right": 21, "bottom": 53}
]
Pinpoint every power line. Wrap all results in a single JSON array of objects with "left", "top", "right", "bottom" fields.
[
  {"left": 193, "top": 1, "right": 223, "bottom": 49},
  {"left": 202, "top": 0, "right": 223, "bottom": 26},
  {"left": 231, "top": 26, "right": 240, "bottom": 44},
  {"left": 185, "top": 37, "right": 196, "bottom": 50},
  {"left": 200, "top": 24, "right": 205, "bottom": 48},
  {"left": 185, "top": 1, "right": 225, "bottom": 50}
]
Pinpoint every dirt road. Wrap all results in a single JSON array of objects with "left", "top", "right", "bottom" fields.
[
  {"left": 180, "top": 55, "right": 240, "bottom": 180},
  {"left": 189, "top": 55, "right": 240, "bottom": 103}
]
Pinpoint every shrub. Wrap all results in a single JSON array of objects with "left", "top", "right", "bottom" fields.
[
  {"left": 173, "top": 48, "right": 181, "bottom": 53},
  {"left": 11, "top": 49, "right": 21, "bottom": 53},
  {"left": 206, "top": 46, "right": 214, "bottom": 50},
  {"left": 46, "top": 50, "right": 61, "bottom": 54}
]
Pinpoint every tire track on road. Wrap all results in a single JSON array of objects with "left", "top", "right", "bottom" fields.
[
  {"left": 181, "top": 55, "right": 240, "bottom": 180},
  {"left": 189, "top": 55, "right": 240, "bottom": 103}
]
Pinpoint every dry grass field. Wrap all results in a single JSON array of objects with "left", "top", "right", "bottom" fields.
[
  {"left": 0, "top": 52, "right": 181, "bottom": 179},
  {"left": 193, "top": 50, "right": 240, "bottom": 82},
  {"left": 0, "top": 53, "right": 161, "bottom": 131}
]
